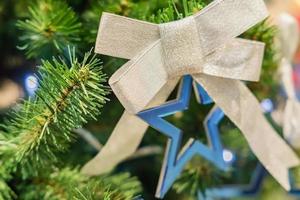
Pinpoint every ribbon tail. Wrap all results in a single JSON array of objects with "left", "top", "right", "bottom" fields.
[
  {"left": 81, "top": 78, "right": 180, "bottom": 175},
  {"left": 193, "top": 74, "right": 300, "bottom": 191}
]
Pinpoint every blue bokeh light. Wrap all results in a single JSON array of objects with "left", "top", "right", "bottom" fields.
[
  {"left": 25, "top": 75, "right": 38, "bottom": 96},
  {"left": 260, "top": 99, "right": 274, "bottom": 114},
  {"left": 222, "top": 149, "right": 235, "bottom": 164}
]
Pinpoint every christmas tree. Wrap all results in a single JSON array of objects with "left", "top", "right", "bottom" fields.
[{"left": 0, "top": 0, "right": 298, "bottom": 199}]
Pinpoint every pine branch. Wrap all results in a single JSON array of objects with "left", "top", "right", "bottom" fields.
[
  {"left": 73, "top": 173, "right": 142, "bottom": 200},
  {"left": 17, "top": 168, "right": 141, "bottom": 200},
  {"left": 17, "top": 0, "right": 81, "bottom": 58},
  {"left": 0, "top": 48, "right": 109, "bottom": 179}
]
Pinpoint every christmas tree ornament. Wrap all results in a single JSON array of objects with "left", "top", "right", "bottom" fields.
[
  {"left": 276, "top": 13, "right": 300, "bottom": 149},
  {"left": 138, "top": 75, "right": 228, "bottom": 197},
  {"left": 82, "top": 0, "right": 300, "bottom": 196}
]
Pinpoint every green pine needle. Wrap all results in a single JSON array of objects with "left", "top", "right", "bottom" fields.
[
  {"left": 0, "top": 179, "right": 15, "bottom": 200},
  {"left": 17, "top": 0, "right": 82, "bottom": 58},
  {"left": 73, "top": 172, "right": 142, "bottom": 200},
  {"left": 149, "top": 0, "right": 206, "bottom": 23},
  {"left": 18, "top": 168, "right": 142, "bottom": 200},
  {"left": 0, "top": 47, "right": 109, "bottom": 178},
  {"left": 173, "top": 157, "right": 231, "bottom": 198}
]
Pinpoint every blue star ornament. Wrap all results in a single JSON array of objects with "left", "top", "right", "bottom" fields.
[{"left": 137, "top": 75, "right": 230, "bottom": 198}]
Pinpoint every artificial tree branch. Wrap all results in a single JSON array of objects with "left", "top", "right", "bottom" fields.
[
  {"left": 18, "top": 168, "right": 141, "bottom": 200},
  {"left": 0, "top": 47, "right": 109, "bottom": 179},
  {"left": 17, "top": 0, "right": 82, "bottom": 58}
]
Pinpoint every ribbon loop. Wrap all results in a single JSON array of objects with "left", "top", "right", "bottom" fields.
[
  {"left": 193, "top": 0, "right": 268, "bottom": 55},
  {"left": 203, "top": 39, "right": 264, "bottom": 81},
  {"left": 96, "top": 12, "right": 159, "bottom": 59}
]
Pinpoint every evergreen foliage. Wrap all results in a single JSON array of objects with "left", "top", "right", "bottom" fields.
[
  {"left": 73, "top": 173, "right": 142, "bottom": 200},
  {"left": 1, "top": 48, "right": 108, "bottom": 177},
  {"left": 17, "top": 0, "right": 82, "bottom": 58},
  {"left": 18, "top": 168, "right": 141, "bottom": 200},
  {"left": 0, "top": 48, "right": 121, "bottom": 199}
]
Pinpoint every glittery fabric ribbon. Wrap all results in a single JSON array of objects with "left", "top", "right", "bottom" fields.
[
  {"left": 277, "top": 13, "right": 300, "bottom": 149},
  {"left": 82, "top": 0, "right": 300, "bottom": 190}
]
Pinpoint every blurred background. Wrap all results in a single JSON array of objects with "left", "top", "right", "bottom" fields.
[{"left": 269, "top": 0, "right": 300, "bottom": 98}]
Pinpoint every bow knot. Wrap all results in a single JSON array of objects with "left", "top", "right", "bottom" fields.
[{"left": 159, "top": 16, "right": 204, "bottom": 77}]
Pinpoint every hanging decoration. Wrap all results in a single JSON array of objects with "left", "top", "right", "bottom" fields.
[
  {"left": 82, "top": 1, "right": 300, "bottom": 198},
  {"left": 138, "top": 75, "right": 229, "bottom": 197}
]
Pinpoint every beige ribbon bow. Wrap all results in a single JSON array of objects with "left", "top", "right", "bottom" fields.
[
  {"left": 276, "top": 13, "right": 300, "bottom": 149},
  {"left": 82, "top": 0, "right": 300, "bottom": 191}
]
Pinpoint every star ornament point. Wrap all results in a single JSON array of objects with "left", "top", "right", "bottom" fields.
[{"left": 137, "top": 75, "right": 229, "bottom": 198}]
